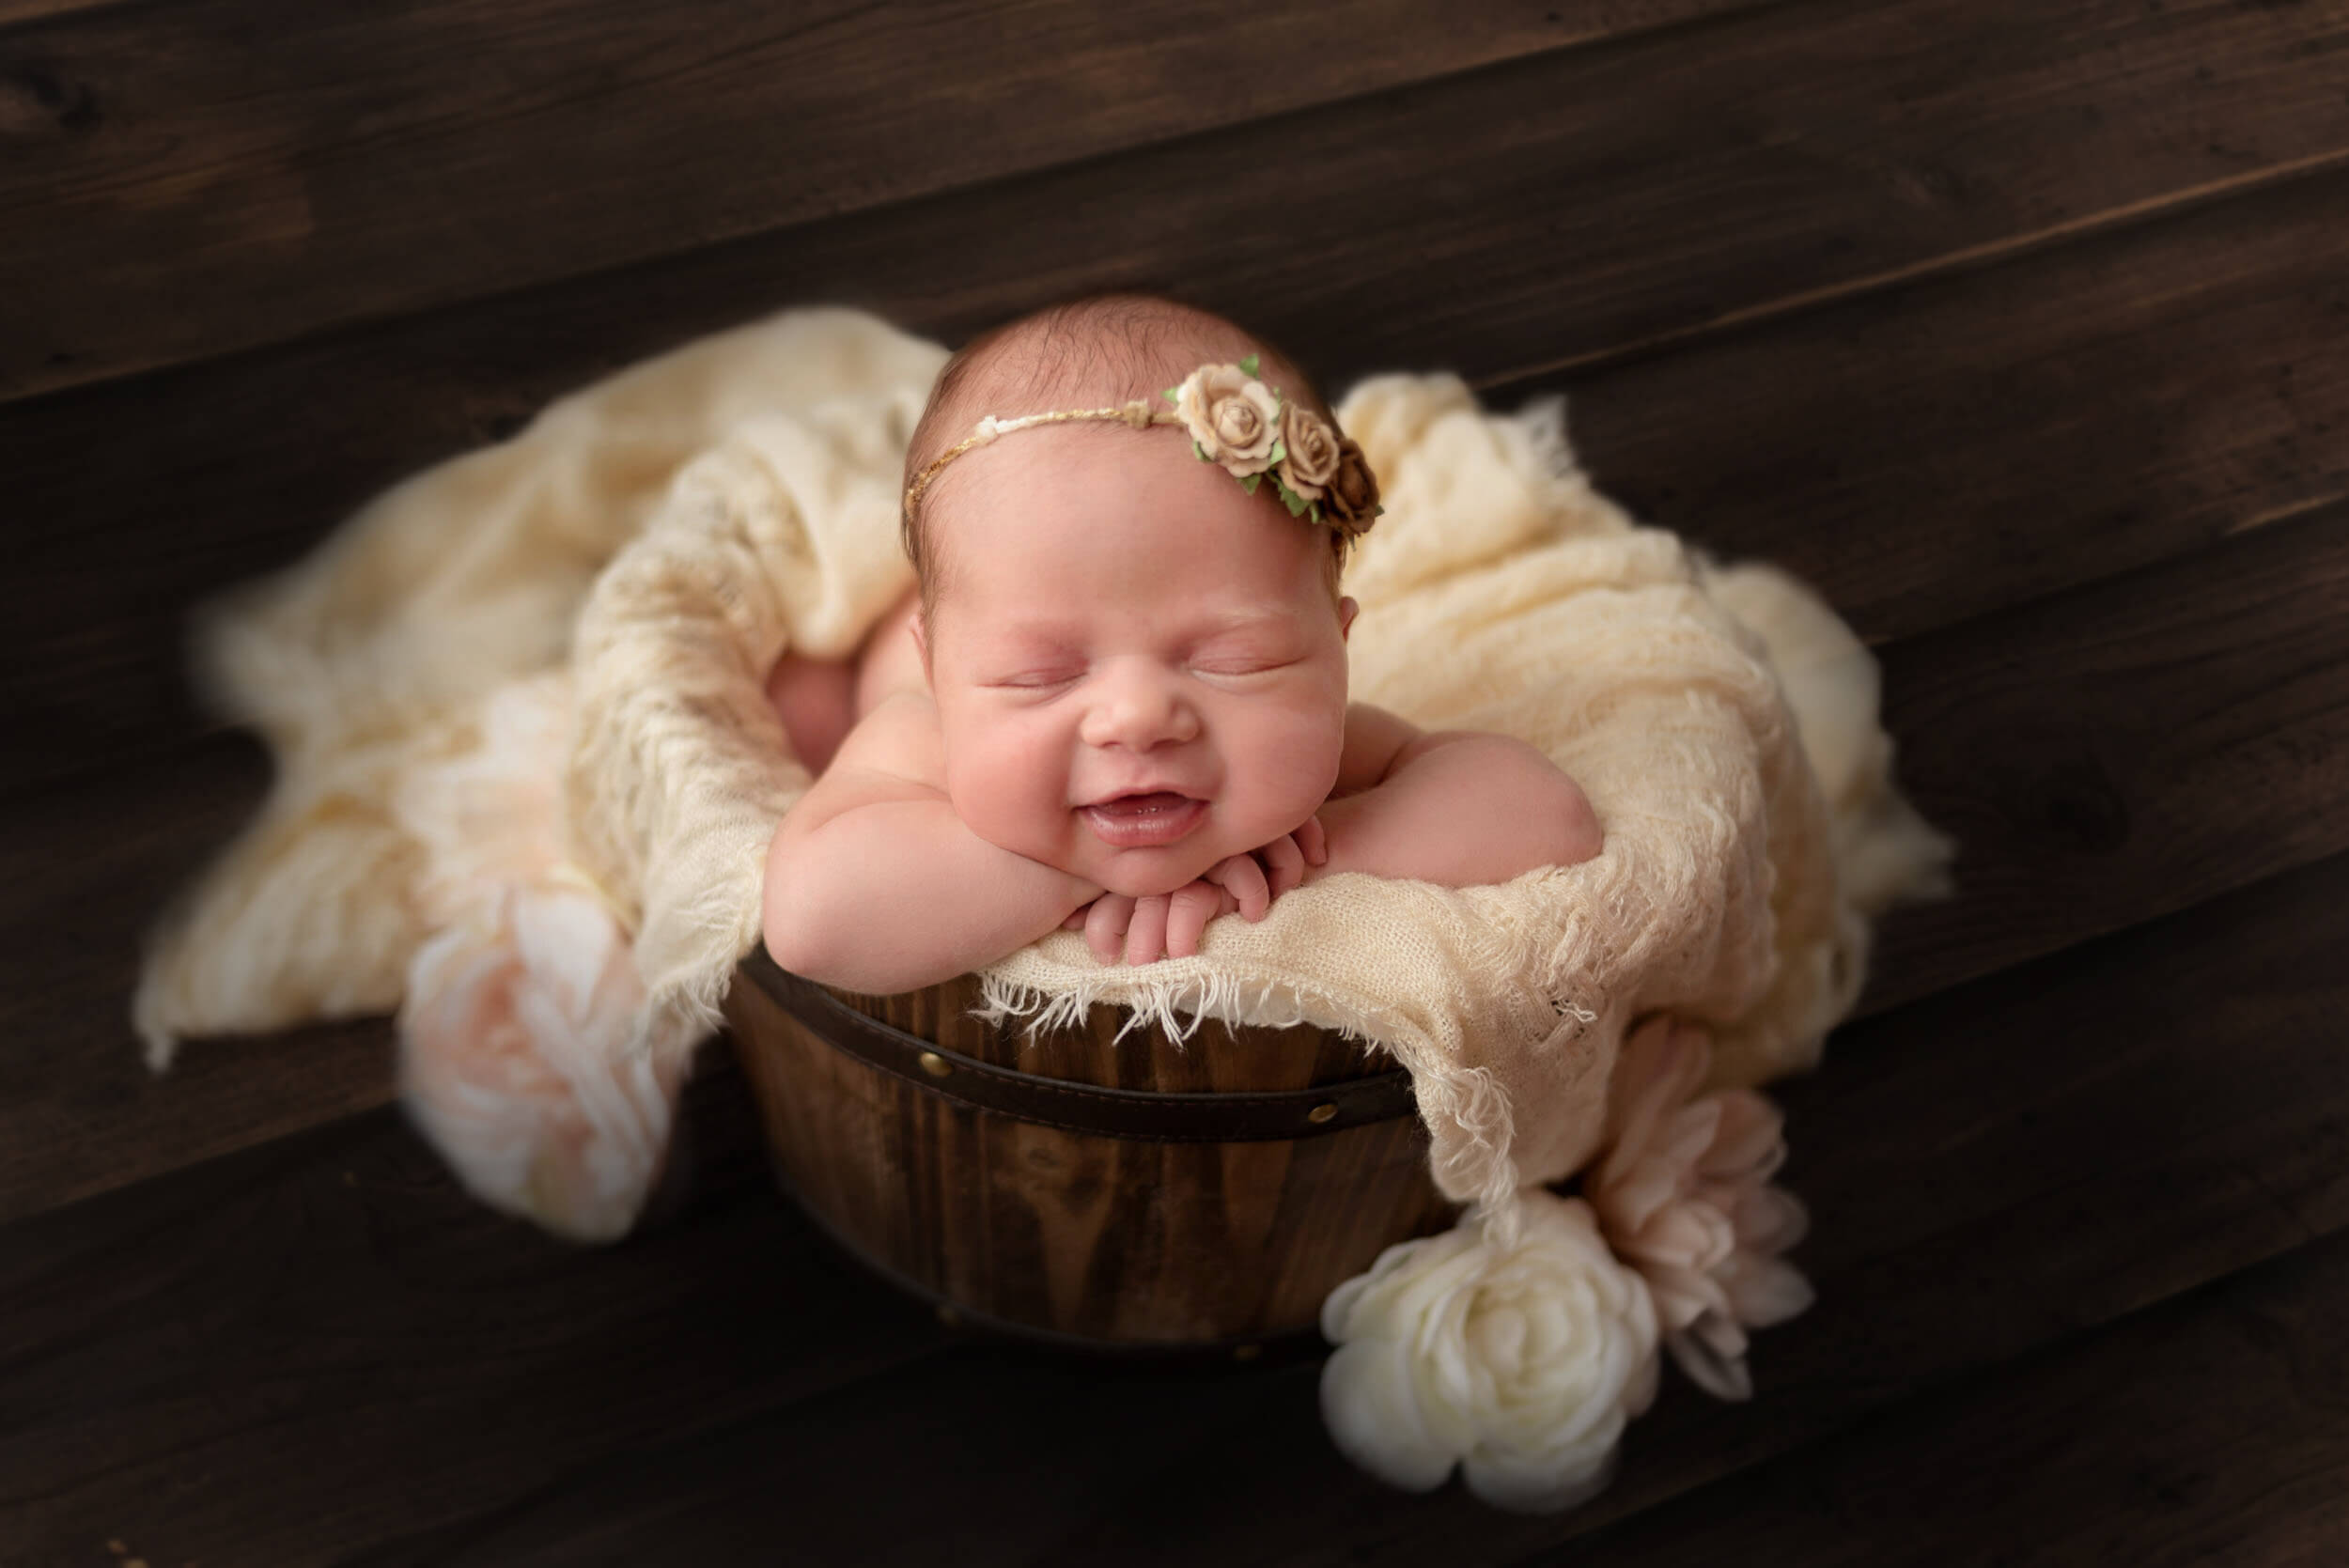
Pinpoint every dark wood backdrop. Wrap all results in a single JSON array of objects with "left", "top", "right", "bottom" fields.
[{"left": 6, "top": 0, "right": 2347, "bottom": 1562}]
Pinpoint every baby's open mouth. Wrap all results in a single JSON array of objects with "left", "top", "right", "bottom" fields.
[{"left": 1081, "top": 791, "right": 1207, "bottom": 847}]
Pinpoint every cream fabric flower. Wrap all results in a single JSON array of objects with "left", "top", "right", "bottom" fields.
[
  {"left": 1319, "top": 1189, "right": 1661, "bottom": 1514},
  {"left": 1173, "top": 363, "right": 1283, "bottom": 477},
  {"left": 1584, "top": 1014, "right": 1815, "bottom": 1401},
  {"left": 1277, "top": 401, "right": 1342, "bottom": 501}
]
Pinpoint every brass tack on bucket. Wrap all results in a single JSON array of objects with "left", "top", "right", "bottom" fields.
[
  {"left": 1307, "top": 1102, "right": 1338, "bottom": 1124},
  {"left": 918, "top": 1050, "right": 952, "bottom": 1078}
]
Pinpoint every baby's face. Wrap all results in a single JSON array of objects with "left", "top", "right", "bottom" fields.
[{"left": 917, "top": 423, "right": 1354, "bottom": 899}]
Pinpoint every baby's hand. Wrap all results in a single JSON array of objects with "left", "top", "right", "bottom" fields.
[{"left": 1062, "top": 815, "right": 1329, "bottom": 966}]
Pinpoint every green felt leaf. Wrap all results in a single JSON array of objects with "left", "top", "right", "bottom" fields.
[
  {"left": 1192, "top": 439, "right": 1206, "bottom": 461},
  {"left": 1162, "top": 386, "right": 1180, "bottom": 404},
  {"left": 1238, "top": 352, "right": 1261, "bottom": 377},
  {"left": 1282, "top": 487, "right": 1308, "bottom": 517},
  {"left": 1239, "top": 474, "right": 1261, "bottom": 494},
  {"left": 1309, "top": 501, "right": 1323, "bottom": 524},
  {"left": 1268, "top": 437, "right": 1286, "bottom": 464}
]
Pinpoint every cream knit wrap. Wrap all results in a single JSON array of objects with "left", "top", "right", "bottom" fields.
[{"left": 133, "top": 305, "right": 1953, "bottom": 1228}]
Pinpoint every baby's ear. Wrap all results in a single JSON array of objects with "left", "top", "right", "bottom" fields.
[
  {"left": 910, "top": 611, "right": 932, "bottom": 673},
  {"left": 1338, "top": 596, "right": 1360, "bottom": 642}
]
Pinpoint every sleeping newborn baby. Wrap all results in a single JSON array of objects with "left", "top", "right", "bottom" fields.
[{"left": 761, "top": 294, "right": 1603, "bottom": 996}]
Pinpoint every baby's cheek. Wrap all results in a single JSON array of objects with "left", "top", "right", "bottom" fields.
[
  {"left": 946, "top": 725, "right": 1069, "bottom": 861},
  {"left": 1241, "top": 707, "right": 1346, "bottom": 822}
]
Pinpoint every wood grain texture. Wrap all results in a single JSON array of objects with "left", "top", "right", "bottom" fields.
[
  {"left": 1847, "top": 494, "right": 2349, "bottom": 1016},
  {"left": 0, "top": 0, "right": 117, "bottom": 30},
  {"left": 8, "top": 0, "right": 2347, "bottom": 796},
  {"left": 7, "top": 1, "right": 2346, "bottom": 1557},
  {"left": 0, "top": 1048, "right": 958, "bottom": 1568},
  {"left": 723, "top": 969, "right": 1452, "bottom": 1344},
  {"left": 1502, "top": 1228, "right": 2349, "bottom": 1566},
  {"left": 226, "top": 848, "right": 2349, "bottom": 1566},
  {"left": 0, "top": 731, "right": 403, "bottom": 1227},
  {"left": 0, "top": 0, "right": 1756, "bottom": 399}
]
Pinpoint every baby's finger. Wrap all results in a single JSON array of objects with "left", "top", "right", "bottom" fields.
[
  {"left": 1084, "top": 894, "right": 1134, "bottom": 963},
  {"left": 1298, "top": 813, "right": 1329, "bottom": 866},
  {"left": 1165, "top": 880, "right": 1223, "bottom": 958},
  {"left": 1259, "top": 831, "right": 1303, "bottom": 902},
  {"left": 1063, "top": 906, "right": 1089, "bottom": 929},
  {"left": 1124, "top": 894, "right": 1172, "bottom": 967},
  {"left": 1214, "top": 852, "right": 1271, "bottom": 922}
]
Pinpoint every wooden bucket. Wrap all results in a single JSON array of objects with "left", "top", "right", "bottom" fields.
[{"left": 723, "top": 950, "right": 1455, "bottom": 1354}]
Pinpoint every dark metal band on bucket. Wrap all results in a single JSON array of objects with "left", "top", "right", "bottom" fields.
[{"left": 740, "top": 951, "right": 1420, "bottom": 1141}]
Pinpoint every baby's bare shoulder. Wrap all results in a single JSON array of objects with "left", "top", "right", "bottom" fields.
[
  {"left": 781, "top": 691, "right": 947, "bottom": 838},
  {"left": 1332, "top": 701, "right": 1427, "bottom": 798},
  {"left": 832, "top": 691, "right": 946, "bottom": 784}
]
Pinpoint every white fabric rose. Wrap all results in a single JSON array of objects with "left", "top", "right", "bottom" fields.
[
  {"left": 1173, "top": 362, "right": 1283, "bottom": 477},
  {"left": 1319, "top": 1189, "right": 1661, "bottom": 1514}
]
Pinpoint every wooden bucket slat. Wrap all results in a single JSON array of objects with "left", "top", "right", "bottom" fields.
[{"left": 725, "top": 953, "right": 1456, "bottom": 1348}]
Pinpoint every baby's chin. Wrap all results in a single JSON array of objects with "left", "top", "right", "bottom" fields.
[
  {"left": 1077, "top": 816, "right": 1284, "bottom": 899},
  {"left": 1086, "top": 851, "right": 1226, "bottom": 900}
]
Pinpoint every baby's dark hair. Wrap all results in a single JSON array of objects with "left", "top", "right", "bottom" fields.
[{"left": 900, "top": 291, "right": 1350, "bottom": 631}]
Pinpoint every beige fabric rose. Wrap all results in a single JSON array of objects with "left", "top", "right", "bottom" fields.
[
  {"left": 1319, "top": 1188, "right": 1662, "bottom": 1514},
  {"left": 1173, "top": 362, "right": 1283, "bottom": 476},
  {"left": 1277, "top": 401, "right": 1342, "bottom": 501}
]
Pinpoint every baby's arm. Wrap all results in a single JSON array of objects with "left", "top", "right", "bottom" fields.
[
  {"left": 762, "top": 691, "right": 1100, "bottom": 996},
  {"left": 1304, "top": 703, "right": 1605, "bottom": 888}
]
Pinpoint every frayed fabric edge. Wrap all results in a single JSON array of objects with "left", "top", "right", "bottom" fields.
[{"left": 970, "top": 962, "right": 1527, "bottom": 1227}]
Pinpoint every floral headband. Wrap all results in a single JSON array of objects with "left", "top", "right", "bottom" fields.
[{"left": 901, "top": 353, "right": 1385, "bottom": 536}]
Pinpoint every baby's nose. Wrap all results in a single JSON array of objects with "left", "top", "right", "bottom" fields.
[{"left": 1081, "top": 662, "right": 1201, "bottom": 750}]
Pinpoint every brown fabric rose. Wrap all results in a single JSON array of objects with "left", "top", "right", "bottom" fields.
[
  {"left": 1278, "top": 403, "right": 1342, "bottom": 502},
  {"left": 1320, "top": 435, "right": 1382, "bottom": 535}
]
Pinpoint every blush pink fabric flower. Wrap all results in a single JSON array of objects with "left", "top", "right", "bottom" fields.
[
  {"left": 397, "top": 879, "right": 681, "bottom": 1243},
  {"left": 1582, "top": 1014, "right": 1815, "bottom": 1401},
  {"left": 389, "top": 671, "right": 683, "bottom": 1243}
]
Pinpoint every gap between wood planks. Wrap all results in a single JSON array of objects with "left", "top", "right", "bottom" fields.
[{"left": 1479, "top": 144, "right": 2349, "bottom": 388}]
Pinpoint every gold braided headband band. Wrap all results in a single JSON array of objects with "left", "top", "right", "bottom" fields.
[{"left": 902, "top": 353, "right": 1385, "bottom": 537}]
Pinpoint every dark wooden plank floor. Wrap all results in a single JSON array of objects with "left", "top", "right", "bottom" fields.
[{"left": 6, "top": 0, "right": 2346, "bottom": 1563}]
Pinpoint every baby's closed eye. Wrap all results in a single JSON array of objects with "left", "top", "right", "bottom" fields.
[{"left": 1191, "top": 655, "right": 1296, "bottom": 677}]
